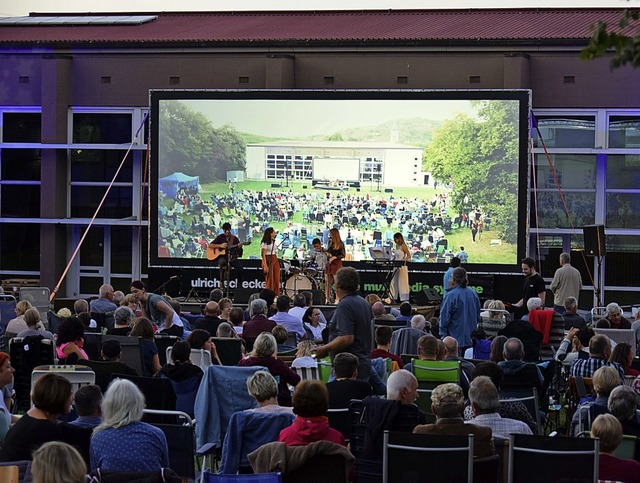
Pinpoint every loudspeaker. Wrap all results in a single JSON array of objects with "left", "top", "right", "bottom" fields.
[
  {"left": 312, "top": 290, "right": 325, "bottom": 305},
  {"left": 583, "top": 224, "right": 605, "bottom": 257},
  {"left": 413, "top": 288, "right": 442, "bottom": 306},
  {"left": 233, "top": 288, "right": 260, "bottom": 305}
]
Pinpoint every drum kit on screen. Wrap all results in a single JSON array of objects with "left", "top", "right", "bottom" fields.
[{"left": 281, "top": 258, "right": 325, "bottom": 298}]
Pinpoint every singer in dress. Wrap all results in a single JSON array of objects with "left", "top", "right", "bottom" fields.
[
  {"left": 325, "top": 228, "right": 345, "bottom": 303},
  {"left": 390, "top": 232, "right": 411, "bottom": 302},
  {"left": 261, "top": 227, "right": 281, "bottom": 296}
]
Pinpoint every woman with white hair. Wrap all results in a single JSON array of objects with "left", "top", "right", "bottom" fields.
[
  {"left": 238, "top": 332, "right": 300, "bottom": 406},
  {"left": 106, "top": 306, "right": 134, "bottom": 336},
  {"left": 90, "top": 378, "right": 169, "bottom": 472}
]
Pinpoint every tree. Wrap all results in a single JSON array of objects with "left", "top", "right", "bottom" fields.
[
  {"left": 158, "top": 102, "right": 246, "bottom": 182},
  {"left": 423, "top": 100, "right": 520, "bottom": 244},
  {"left": 580, "top": 9, "right": 640, "bottom": 69}
]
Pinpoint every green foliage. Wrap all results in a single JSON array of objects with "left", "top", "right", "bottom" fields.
[
  {"left": 423, "top": 100, "right": 520, "bottom": 244},
  {"left": 158, "top": 101, "right": 246, "bottom": 182},
  {"left": 580, "top": 9, "right": 640, "bottom": 69}
]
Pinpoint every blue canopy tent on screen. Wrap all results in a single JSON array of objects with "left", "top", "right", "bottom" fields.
[{"left": 159, "top": 172, "right": 200, "bottom": 199}]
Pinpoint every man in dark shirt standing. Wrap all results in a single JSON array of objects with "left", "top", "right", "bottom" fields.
[
  {"left": 315, "top": 266, "right": 372, "bottom": 381},
  {"left": 514, "top": 257, "right": 545, "bottom": 319}
]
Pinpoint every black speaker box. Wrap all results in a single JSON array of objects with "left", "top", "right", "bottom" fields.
[
  {"left": 583, "top": 224, "right": 605, "bottom": 257},
  {"left": 414, "top": 288, "right": 442, "bottom": 306},
  {"left": 233, "top": 288, "right": 260, "bottom": 305}
]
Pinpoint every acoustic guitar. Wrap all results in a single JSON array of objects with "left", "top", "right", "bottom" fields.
[{"left": 206, "top": 241, "right": 251, "bottom": 261}]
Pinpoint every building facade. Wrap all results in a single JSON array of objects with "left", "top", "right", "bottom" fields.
[{"left": 0, "top": 9, "right": 639, "bottom": 305}]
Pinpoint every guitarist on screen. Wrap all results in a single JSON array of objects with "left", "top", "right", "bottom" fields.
[{"left": 208, "top": 222, "right": 244, "bottom": 287}]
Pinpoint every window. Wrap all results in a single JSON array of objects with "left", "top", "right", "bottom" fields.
[
  {"left": 609, "top": 116, "right": 640, "bottom": 148},
  {"left": 72, "top": 113, "right": 132, "bottom": 144},
  {"left": 532, "top": 116, "right": 595, "bottom": 148}
]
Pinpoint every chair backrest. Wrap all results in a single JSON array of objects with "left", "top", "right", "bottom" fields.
[
  {"left": 9, "top": 336, "right": 55, "bottom": 411},
  {"left": 499, "top": 387, "right": 541, "bottom": 435},
  {"left": 383, "top": 430, "right": 474, "bottom": 483},
  {"left": 328, "top": 407, "right": 352, "bottom": 442},
  {"left": 111, "top": 373, "right": 177, "bottom": 422},
  {"left": 195, "top": 365, "right": 266, "bottom": 451},
  {"left": 78, "top": 359, "right": 137, "bottom": 392},
  {"left": 508, "top": 434, "right": 599, "bottom": 483},
  {"left": 59, "top": 421, "right": 92, "bottom": 468},
  {"left": 412, "top": 359, "right": 459, "bottom": 415},
  {"left": 165, "top": 346, "right": 213, "bottom": 372},
  {"left": 0, "top": 461, "right": 31, "bottom": 483},
  {"left": 317, "top": 356, "right": 332, "bottom": 383},
  {"left": 566, "top": 376, "right": 595, "bottom": 431},
  {"left": 539, "top": 315, "right": 566, "bottom": 360},
  {"left": 293, "top": 366, "right": 320, "bottom": 381},
  {"left": 19, "top": 287, "right": 50, "bottom": 322},
  {"left": 211, "top": 337, "right": 243, "bottom": 366},
  {"left": 82, "top": 332, "right": 102, "bottom": 361},
  {"left": 283, "top": 453, "right": 349, "bottom": 483},
  {"left": 219, "top": 410, "right": 296, "bottom": 475},
  {"left": 90, "top": 311, "right": 115, "bottom": 332},
  {"left": 155, "top": 335, "right": 180, "bottom": 366},
  {"left": 0, "top": 294, "right": 17, "bottom": 331},
  {"left": 31, "top": 365, "right": 96, "bottom": 403},
  {"left": 0, "top": 465, "right": 19, "bottom": 483},
  {"left": 144, "top": 409, "right": 196, "bottom": 480},
  {"left": 102, "top": 335, "right": 145, "bottom": 376}
]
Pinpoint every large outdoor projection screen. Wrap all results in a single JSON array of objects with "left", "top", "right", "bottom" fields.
[{"left": 149, "top": 89, "right": 530, "bottom": 272}]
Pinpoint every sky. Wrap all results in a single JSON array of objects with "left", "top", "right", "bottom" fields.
[{"left": 1, "top": 0, "right": 638, "bottom": 16}]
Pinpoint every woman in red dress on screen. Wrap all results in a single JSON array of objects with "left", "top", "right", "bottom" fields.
[
  {"left": 261, "top": 227, "right": 280, "bottom": 296},
  {"left": 325, "top": 228, "right": 345, "bottom": 303}
]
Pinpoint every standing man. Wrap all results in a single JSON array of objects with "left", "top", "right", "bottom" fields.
[
  {"left": 443, "top": 257, "right": 461, "bottom": 294},
  {"left": 439, "top": 267, "right": 480, "bottom": 351},
  {"left": 550, "top": 252, "right": 582, "bottom": 314},
  {"left": 514, "top": 257, "right": 545, "bottom": 319},
  {"left": 315, "top": 266, "right": 372, "bottom": 382},
  {"left": 208, "top": 222, "right": 244, "bottom": 288}
]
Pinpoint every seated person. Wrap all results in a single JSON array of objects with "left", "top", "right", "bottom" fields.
[
  {"left": 413, "top": 382, "right": 495, "bottom": 458},
  {"left": 561, "top": 296, "right": 586, "bottom": 330},
  {"left": 1, "top": 373, "right": 72, "bottom": 461},
  {"left": 555, "top": 326, "right": 593, "bottom": 365},
  {"left": 90, "top": 379, "right": 169, "bottom": 472},
  {"left": 479, "top": 299, "right": 507, "bottom": 339},
  {"left": 6, "top": 300, "right": 33, "bottom": 339},
  {"left": 238, "top": 332, "right": 300, "bottom": 406},
  {"left": 372, "top": 301, "right": 395, "bottom": 322},
  {"left": 16, "top": 307, "right": 54, "bottom": 340},
  {"left": 571, "top": 334, "right": 625, "bottom": 383},
  {"left": 463, "top": 361, "right": 538, "bottom": 434},
  {"left": 159, "top": 340, "right": 203, "bottom": 418},
  {"left": 608, "top": 385, "right": 640, "bottom": 439},
  {"left": 497, "top": 317, "right": 542, "bottom": 361},
  {"left": 395, "top": 302, "right": 413, "bottom": 323},
  {"left": 272, "top": 325, "right": 296, "bottom": 353},
  {"left": 571, "top": 365, "right": 621, "bottom": 436},
  {"left": 56, "top": 317, "right": 89, "bottom": 363},
  {"left": 609, "top": 342, "right": 640, "bottom": 377},
  {"left": 278, "top": 379, "right": 346, "bottom": 446},
  {"left": 498, "top": 337, "right": 544, "bottom": 392},
  {"left": 466, "top": 376, "right": 532, "bottom": 439},
  {"left": 403, "top": 334, "right": 438, "bottom": 373},
  {"left": 31, "top": 441, "right": 87, "bottom": 483},
  {"left": 591, "top": 414, "right": 640, "bottom": 482},
  {"left": 106, "top": 306, "right": 134, "bottom": 336},
  {"left": 69, "top": 384, "right": 103, "bottom": 429},
  {"left": 605, "top": 303, "right": 632, "bottom": 329},
  {"left": 371, "top": 325, "right": 404, "bottom": 368},
  {"left": 326, "top": 352, "right": 372, "bottom": 409},
  {"left": 129, "top": 317, "right": 161, "bottom": 376},
  {"left": 187, "top": 329, "right": 223, "bottom": 365},
  {"left": 291, "top": 340, "right": 318, "bottom": 368},
  {"left": 246, "top": 371, "right": 293, "bottom": 414}
]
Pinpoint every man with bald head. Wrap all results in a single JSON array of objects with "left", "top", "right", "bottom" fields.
[
  {"left": 372, "top": 301, "right": 395, "bottom": 321},
  {"left": 89, "top": 284, "right": 118, "bottom": 313},
  {"left": 193, "top": 301, "right": 223, "bottom": 336},
  {"left": 442, "top": 336, "right": 474, "bottom": 393}
]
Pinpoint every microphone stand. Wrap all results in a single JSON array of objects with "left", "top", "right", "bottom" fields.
[
  {"left": 154, "top": 276, "right": 178, "bottom": 296},
  {"left": 274, "top": 234, "right": 289, "bottom": 292}
]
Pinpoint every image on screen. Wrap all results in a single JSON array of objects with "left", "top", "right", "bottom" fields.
[{"left": 149, "top": 89, "right": 529, "bottom": 271}]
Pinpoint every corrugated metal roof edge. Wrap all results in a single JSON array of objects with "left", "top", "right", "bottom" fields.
[{"left": 17, "top": 8, "right": 637, "bottom": 16}]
